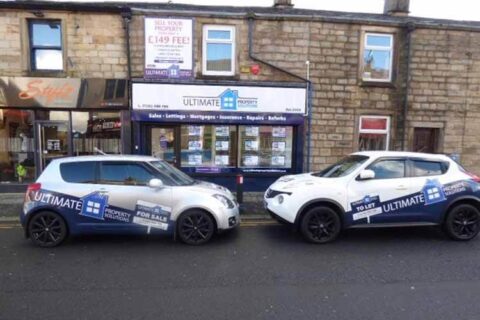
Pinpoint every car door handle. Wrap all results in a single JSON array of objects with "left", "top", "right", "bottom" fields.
[{"left": 395, "top": 185, "right": 408, "bottom": 190}]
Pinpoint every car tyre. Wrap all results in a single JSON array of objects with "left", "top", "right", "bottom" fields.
[
  {"left": 177, "top": 210, "right": 215, "bottom": 245},
  {"left": 444, "top": 204, "right": 480, "bottom": 241},
  {"left": 300, "top": 206, "right": 341, "bottom": 244},
  {"left": 28, "top": 211, "right": 67, "bottom": 247}
]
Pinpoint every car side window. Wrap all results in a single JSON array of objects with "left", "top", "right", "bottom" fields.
[
  {"left": 60, "top": 162, "right": 96, "bottom": 183},
  {"left": 412, "top": 160, "right": 447, "bottom": 177},
  {"left": 368, "top": 159, "right": 406, "bottom": 179},
  {"left": 99, "top": 162, "right": 155, "bottom": 186}
]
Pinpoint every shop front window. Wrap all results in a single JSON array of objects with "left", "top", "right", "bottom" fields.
[
  {"left": 72, "top": 111, "right": 121, "bottom": 155},
  {"left": 239, "top": 126, "right": 293, "bottom": 168},
  {"left": 180, "top": 125, "right": 237, "bottom": 167},
  {"left": 0, "top": 110, "right": 35, "bottom": 183},
  {"left": 358, "top": 116, "right": 390, "bottom": 151}
]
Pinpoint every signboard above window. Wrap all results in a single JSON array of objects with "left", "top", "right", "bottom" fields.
[
  {"left": 144, "top": 17, "right": 194, "bottom": 79},
  {"left": 0, "top": 77, "right": 128, "bottom": 109},
  {"left": 132, "top": 83, "right": 307, "bottom": 125}
]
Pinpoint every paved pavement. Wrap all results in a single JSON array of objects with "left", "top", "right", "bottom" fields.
[{"left": 1, "top": 222, "right": 480, "bottom": 320}]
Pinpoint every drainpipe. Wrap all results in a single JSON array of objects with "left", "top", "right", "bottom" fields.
[
  {"left": 247, "top": 14, "right": 313, "bottom": 171},
  {"left": 401, "top": 22, "right": 415, "bottom": 150},
  {"left": 121, "top": 9, "right": 132, "bottom": 154}
]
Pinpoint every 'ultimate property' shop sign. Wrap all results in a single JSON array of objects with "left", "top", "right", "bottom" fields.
[
  {"left": 144, "top": 18, "right": 193, "bottom": 79},
  {"left": 132, "top": 83, "right": 306, "bottom": 114}
]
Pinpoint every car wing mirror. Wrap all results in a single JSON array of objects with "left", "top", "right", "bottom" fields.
[
  {"left": 358, "top": 169, "right": 375, "bottom": 181},
  {"left": 148, "top": 178, "right": 164, "bottom": 189}
]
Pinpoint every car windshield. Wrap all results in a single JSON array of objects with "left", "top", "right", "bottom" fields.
[
  {"left": 149, "top": 160, "right": 195, "bottom": 186},
  {"left": 312, "top": 155, "right": 369, "bottom": 178}
]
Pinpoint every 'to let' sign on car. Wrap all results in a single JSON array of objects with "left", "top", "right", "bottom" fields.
[
  {"left": 21, "top": 155, "right": 239, "bottom": 247},
  {"left": 265, "top": 151, "right": 480, "bottom": 243}
]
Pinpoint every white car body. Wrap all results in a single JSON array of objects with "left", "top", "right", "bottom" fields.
[
  {"left": 21, "top": 155, "right": 239, "bottom": 245},
  {"left": 265, "top": 151, "right": 480, "bottom": 230}
]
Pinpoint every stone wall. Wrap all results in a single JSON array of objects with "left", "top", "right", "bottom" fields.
[
  {"left": 0, "top": 9, "right": 128, "bottom": 78},
  {"left": 0, "top": 7, "right": 479, "bottom": 174},
  {"left": 408, "top": 29, "right": 480, "bottom": 171}
]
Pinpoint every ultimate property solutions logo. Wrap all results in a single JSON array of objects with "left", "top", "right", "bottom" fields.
[{"left": 182, "top": 88, "right": 258, "bottom": 111}]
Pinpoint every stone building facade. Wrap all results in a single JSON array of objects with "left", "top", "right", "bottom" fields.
[{"left": 0, "top": 0, "right": 479, "bottom": 195}]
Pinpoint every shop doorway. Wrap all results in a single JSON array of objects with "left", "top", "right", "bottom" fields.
[
  {"left": 146, "top": 126, "right": 179, "bottom": 166},
  {"left": 36, "top": 121, "right": 70, "bottom": 173},
  {"left": 413, "top": 128, "right": 439, "bottom": 153}
]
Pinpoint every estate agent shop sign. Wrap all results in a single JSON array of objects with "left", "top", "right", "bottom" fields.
[
  {"left": 144, "top": 17, "right": 193, "bottom": 79},
  {"left": 132, "top": 83, "right": 307, "bottom": 125}
]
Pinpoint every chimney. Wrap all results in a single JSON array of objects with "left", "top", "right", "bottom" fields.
[
  {"left": 273, "top": 0, "right": 294, "bottom": 9},
  {"left": 384, "top": 0, "right": 410, "bottom": 16}
]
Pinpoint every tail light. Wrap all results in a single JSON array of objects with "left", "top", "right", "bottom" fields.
[
  {"left": 466, "top": 172, "right": 480, "bottom": 183},
  {"left": 25, "top": 182, "right": 41, "bottom": 202}
]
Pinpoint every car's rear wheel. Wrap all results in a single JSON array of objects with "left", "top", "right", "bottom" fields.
[
  {"left": 177, "top": 210, "right": 215, "bottom": 245},
  {"left": 444, "top": 204, "right": 480, "bottom": 241},
  {"left": 300, "top": 206, "right": 341, "bottom": 244},
  {"left": 28, "top": 211, "right": 67, "bottom": 247}
]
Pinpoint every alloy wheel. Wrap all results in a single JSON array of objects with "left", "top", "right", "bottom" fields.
[
  {"left": 28, "top": 211, "right": 67, "bottom": 247},
  {"left": 451, "top": 207, "right": 480, "bottom": 239},
  {"left": 178, "top": 211, "right": 214, "bottom": 245},
  {"left": 301, "top": 207, "right": 341, "bottom": 244}
]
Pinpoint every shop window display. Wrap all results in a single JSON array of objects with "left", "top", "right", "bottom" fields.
[
  {"left": 72, "top": 112, "right": 122, "bottom": 155},
  {"left": 239, "top": 126, "right": 293, "bottom": 168},
  {"left": 180, "top": 125, "right": 237, "bottom": 168},
  {"left": 0, "top": 110, "right": 35, "bottom": 183}
]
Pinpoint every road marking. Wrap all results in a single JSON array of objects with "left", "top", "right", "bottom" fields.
[
  {"left": 240, "top": 221, "right": 279, "bottom": 227},
  {"left": 0, "top": 223, "right": 21, "bottom": 229}
]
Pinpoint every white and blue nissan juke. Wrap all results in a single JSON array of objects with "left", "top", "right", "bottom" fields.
[{"left": 265, "top": 151, "right": 480, "bottom": 243}]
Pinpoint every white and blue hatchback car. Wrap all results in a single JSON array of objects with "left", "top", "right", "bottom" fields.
[
  {"left": 265, "top": 152, "right": 480, "bottom": 243},
  {"left": 21, "top": 155, "right": 239, "bottom": 247}
]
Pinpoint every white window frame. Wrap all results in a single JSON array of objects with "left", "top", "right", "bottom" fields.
[
  {"left": 202, "top": 25, "right": 236, "bottom": 76},
  {"left": 358, "top": 115, "right": 390, "bottom": 150},
  {"left": 362, "top": 33, "right": 394, "bottom": 82}
]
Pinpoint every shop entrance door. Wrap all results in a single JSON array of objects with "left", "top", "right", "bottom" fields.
[
  {"left": 36, "top": 121, "right": 70, "bottom": 173},
  {"left": 147, "top": 126, "right": 179, "bottom": 166}
]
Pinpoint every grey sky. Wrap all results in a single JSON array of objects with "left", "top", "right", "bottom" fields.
[{"left": 51, "top": 0, "right": 480, "bottom": 21}]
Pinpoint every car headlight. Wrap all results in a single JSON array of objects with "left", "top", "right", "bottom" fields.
[
  {"left": 278, "top": 195, "right": 284, "bottom": 204},
  {"left": 212, "top": 194, "right": 235, "bottom": 209}
]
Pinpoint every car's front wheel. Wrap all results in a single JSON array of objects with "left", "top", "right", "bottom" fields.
[
  {"left": 300, "top": 206, "right": 341, "bottom": 244},
  {"left": 444, "top": 204, "right": 480, "bottom": 241},
  {"left": 28, "top": 211, "right": 67, "bottom": 247},
  {"left": 177, "top": 210, "right": 215, "bottom": 245}
]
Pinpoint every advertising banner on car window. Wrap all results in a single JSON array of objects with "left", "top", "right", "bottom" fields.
[{"left": 144, "top": 17, "right": 194, "bottom": 79}]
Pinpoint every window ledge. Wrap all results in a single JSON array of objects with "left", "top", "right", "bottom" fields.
[
  {"left": 360, "top": 80, "right": 396, "bottom": 89},
  {"left": 27, "top": 70, "right": 67, "bottom": 78},
  {"left": 197, "top": 73, "right": 240, "bottom": 81}
]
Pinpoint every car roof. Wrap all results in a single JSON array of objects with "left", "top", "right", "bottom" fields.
[
  {"left": 51, "top": 155, "right": 160, "bottom": 163},
  {"left": 353, "top": 151, "right": 451, "bottom": 161}
]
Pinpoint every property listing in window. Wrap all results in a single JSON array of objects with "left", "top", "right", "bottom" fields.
[
  {"left": 239, "top": 126, "right": 293, "bottom": 168},
  {"left": 202, "top": 25, "right": 235, "bottom": 76},
  {"left": 358, "top": 116, "right": 390, "bottom": 151},
  {"left": 181, "top": 125, "right": 237, "bottom": 167},
  {"left": 362, "top": 33, "right": 393, "bottom": 82}
]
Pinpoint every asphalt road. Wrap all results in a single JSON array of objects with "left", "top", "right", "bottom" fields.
[{"left": 1, "top": 222, "right": 480, "bottom": 320}]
